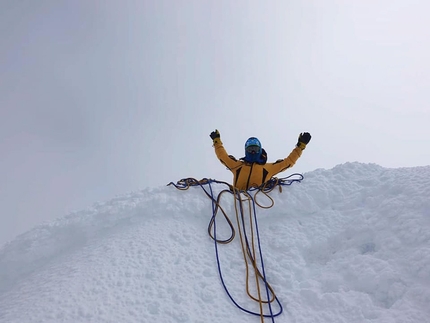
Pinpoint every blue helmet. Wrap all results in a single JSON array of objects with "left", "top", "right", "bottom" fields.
[
  {"left": 244, "top": 137, "right": 262, "bottom": 163},
  {"left": 244, "top": 137, "right": 261, "bottom": 151}
]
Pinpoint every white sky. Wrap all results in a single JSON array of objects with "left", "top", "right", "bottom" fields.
[
  {"left": 1, "top": 163, "right": 429, "bottom": 322},
  {"left": 1, "top": 0, "right": 430, "bottom": 246}
]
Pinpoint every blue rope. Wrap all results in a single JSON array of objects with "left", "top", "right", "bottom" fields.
[
  {"left": 167, "top": 174, "right": 304, "bottom": 320},
  {"left": 208, "top": 181, "right": 280, "bottom": 318},
  {"left": 249, "top": 173, "right": 304, "bottom": 192},
  {"left": 249, "top": 192, "right": 279, "bottom": 321},
  {"left": 235, "top": 189, "right": 282, "bottom": 320}
]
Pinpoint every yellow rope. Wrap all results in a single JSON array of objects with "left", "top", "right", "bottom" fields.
[
  {"left": 231, "top": 187, "right": 278, "bottom": 322},
  {"left": 169, "top": 178, "right": 281, "bottom": 322}
]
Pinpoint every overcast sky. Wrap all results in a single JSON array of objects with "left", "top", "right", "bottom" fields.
[{"left": 1, "top": 0, "right": 429, "bottom": 246}]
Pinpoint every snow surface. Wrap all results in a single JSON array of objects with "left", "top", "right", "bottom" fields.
[{"left": 0, "top": 162, "right": 429, "bottom": 323}]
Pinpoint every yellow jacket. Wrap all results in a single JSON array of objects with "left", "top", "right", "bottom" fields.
[{"left": 213, "top": 138, "right": 303, "bottom": 190}]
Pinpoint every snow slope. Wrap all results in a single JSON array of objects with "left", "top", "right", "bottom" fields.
[{"left": 0, "top": 162, "right": 429, "bottom": 323}]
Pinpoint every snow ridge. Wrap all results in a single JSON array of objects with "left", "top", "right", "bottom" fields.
[{"left": 0, "top": 162, "right": 429, "bottom": 323}]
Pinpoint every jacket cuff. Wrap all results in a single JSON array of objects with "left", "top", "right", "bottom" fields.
[
  {"left": 297, "top": 142, "right": 306, "bottom": 150},
  {"left": 213, "top": 138, "right": 223, "bottom": 145}
]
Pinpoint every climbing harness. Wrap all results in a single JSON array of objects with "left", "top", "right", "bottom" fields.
[{"left": 168, "top": 174, "right": 304, "bottom": 322}]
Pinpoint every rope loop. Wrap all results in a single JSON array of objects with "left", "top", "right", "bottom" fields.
[{"left": 168, "top": 174, "right": 304, "bottom": 322}]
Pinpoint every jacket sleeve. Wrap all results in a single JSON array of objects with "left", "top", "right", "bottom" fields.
[
  {"left": 213, "top": 139, "right": 242, "bottom": 170},
  {"left": 266, "top": 146, "right": 303, "bottom": 174}
]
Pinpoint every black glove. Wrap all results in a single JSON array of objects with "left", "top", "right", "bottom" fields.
[
  {"left": 210, "top": 129, "right": 220, "bottom": 140},
  {"left": 297, "top": 132, "right": 311, "bottom": 149}
]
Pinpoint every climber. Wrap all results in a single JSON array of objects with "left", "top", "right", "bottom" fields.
[{"left": 210, "top": 130, "right": 311, "bottom": 190}]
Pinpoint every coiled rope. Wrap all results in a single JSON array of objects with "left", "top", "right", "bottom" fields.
[{"left": 168, "top": 174, "right": 303, "bottom": 322}]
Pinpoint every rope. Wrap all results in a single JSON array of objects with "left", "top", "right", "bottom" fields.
[
  {"left": 232, "top": 188, "right": 281, "bottom": 322},
  {"left": 167, "top": 174, "right": 303, "bottom": 321}
]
